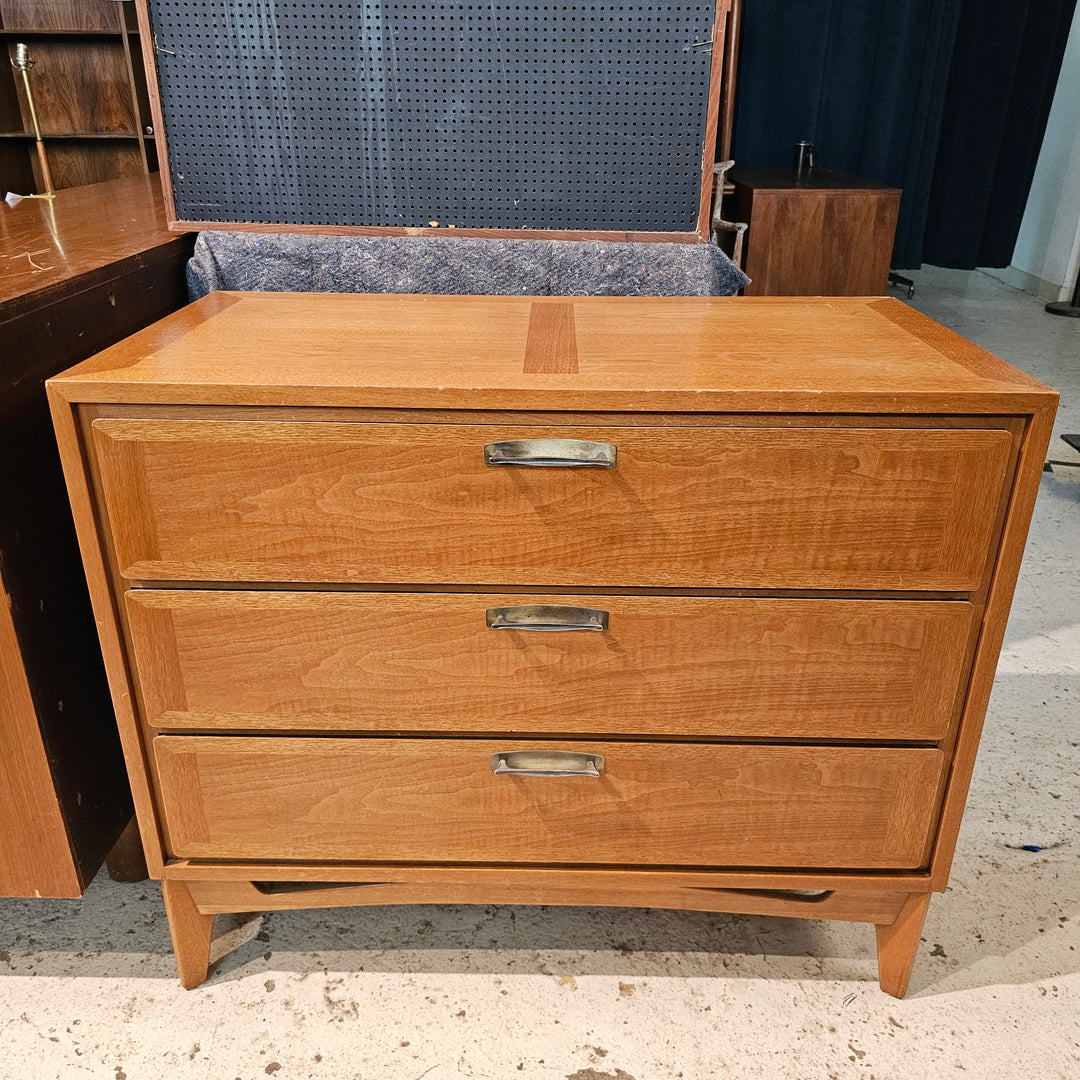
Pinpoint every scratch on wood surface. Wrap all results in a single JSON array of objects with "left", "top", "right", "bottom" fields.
[{"left": 3, "top": 248, "right": 53, "bottom": 271}]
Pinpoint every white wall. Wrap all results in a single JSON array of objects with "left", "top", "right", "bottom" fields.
[{"left": 997, "top": 7, "right": 1080, "bottom": 301}]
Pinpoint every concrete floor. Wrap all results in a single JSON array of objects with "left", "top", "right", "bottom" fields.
[{"left": 1, "top": 268, "right": 1078, "bottom": 1079}]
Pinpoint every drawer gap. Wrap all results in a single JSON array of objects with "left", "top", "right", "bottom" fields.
[
  {"left": 151, "top": 728, "right": 943, "bottom": 750},
  {"left": 149, "top": 727, "right": 942, "bottom": 748},
  {"left": 696, "top": 887, "right": 832, "bottom": 905},
  {"left": 125, "top": 580, "right": 973, "bottom": 601},
  {"left": 252, "top": 880, "right": 389, "bottom": 895},
  {"left": 169, "top": 858, "right": 934, "bottom": 876},
  {"left": 248, "top": 879, "right": 837, "bottom": 903}
]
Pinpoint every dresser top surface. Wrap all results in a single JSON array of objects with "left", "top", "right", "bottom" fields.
[{"left": 48, "top": 292, "right": 1055, "bottom": 413}]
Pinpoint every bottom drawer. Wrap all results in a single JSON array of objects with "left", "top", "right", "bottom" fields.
[{"left": 155, "top": 737, "right": 944, "bottom": 870}]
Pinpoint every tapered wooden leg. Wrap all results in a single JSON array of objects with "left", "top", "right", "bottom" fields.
[
  {"left": 161, "top": 880, "right": 215, "bottom": 989},
  {"left": 875, "top": 892, "right": 931, "bottom": 998}
]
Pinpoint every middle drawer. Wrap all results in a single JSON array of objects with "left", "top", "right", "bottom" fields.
[{"left": 127, "top": 591, "right": 974, "bottom": 740}]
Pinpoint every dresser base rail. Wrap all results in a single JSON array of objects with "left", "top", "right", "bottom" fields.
[{"left": 160, "top": 865, "right": 933, "bottom": 996}]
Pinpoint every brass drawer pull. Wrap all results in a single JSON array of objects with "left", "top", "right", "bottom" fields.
[
  {"left": 490, "top": 750, "right": 605, "bottom": 778},
  {"left": 483, "top": 438, "right": 616, "bottom": 467},
  {"left": 486, "top": 604, "right": 609, "bottom": 632}
]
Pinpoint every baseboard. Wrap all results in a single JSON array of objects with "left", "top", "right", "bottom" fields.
[{"left": 979, "top": 265, "right": 1072, "bottom": 302}]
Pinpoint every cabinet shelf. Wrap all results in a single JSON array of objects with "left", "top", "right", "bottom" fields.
[
  {"left": 0, "top": 28, "right": 138, "bottom": 38},
  {"left": 0, "top": 131, "right": 154, "bottom": 141},
  {"left": 1, "top": 0, "right": 154, "bottom": 190}
]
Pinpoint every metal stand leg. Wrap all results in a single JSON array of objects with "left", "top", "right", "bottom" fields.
[
  {"left": 888, "top": 272, "right": 915, "bottom": 298},
  {"left": 1046, "top": 270, "right": 1080, "bottom": 317},
  {"left": 1045, "top": 434, "right": 1080, "bottom": 472}
]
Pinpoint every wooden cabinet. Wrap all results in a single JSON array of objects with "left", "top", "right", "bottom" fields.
[
  {"left": 727, "top": 168, "right": 901, "bottom": 296},
  {"left": 0, "top": 175, "right": 193, "bottom": 897},
  {"left": 47, "top": 293, "right": 1056, "bottom": 994},
  {"left": 1, "top": 0, "right": 155, "bottom": 193}
]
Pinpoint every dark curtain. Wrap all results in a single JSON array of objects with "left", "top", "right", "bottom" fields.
[
  {"left": 924, "top": 1, "right": 1077, "bottom": 266},
  {"left": 730, "top": 0, "right": 1077, "bottom": 269}
]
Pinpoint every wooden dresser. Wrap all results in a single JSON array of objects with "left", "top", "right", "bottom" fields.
[{"left": 47, "top": 292, "right": 1055, "bottom": 994}]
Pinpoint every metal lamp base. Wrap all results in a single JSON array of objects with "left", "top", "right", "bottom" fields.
[{"left": 1045, "top": 300, "right": 1080, "bottom": 317}]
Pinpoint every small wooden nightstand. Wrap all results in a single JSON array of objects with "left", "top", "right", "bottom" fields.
[{"left": 727, "top": 167, "right": 901, "bottom": 296}]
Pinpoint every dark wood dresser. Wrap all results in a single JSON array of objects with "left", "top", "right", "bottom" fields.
[{"left": 1, "top": 174, "right": 191, "bottom": 896}]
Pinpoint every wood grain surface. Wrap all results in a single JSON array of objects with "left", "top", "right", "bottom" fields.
[
  {"left": 33, "top": 142, "right": 146, "bottom": 193},
  {"left": 1, "top": 0, "right": 123, "bottom": 32},
  {"left": 154, "top": 735, "right": 944, "bottom": 869},
  {"left": 47, "top": 294, "right": 1055, "bottom": 416},
  {"left": 8, "top": 39, "right": 136, "bottom": 135},
  {"left": 523, "top": 302, "right": 578, "bottom": 373},
  {"left": 928, "top": 396, "right": 1058, "bottom": 887},
  {"left": 740, "top": 189, "right": 899, "bottom": 296},
  {"left": 2, "top": 1, "right": 151, "bottom": 192},
  {"left": 875, "top": 892, "right": 932, "bottom": 998},
  {"left": 0, "top": 173, "right": 188, "bottom": 311},
  {"left": 0, "top": 579, "right": 83, "bottom": 896},
  {"left": 44, "top": 291, "right": 1057, "bottom": 995},
  {"left": 165, "top": 860, "right": 929, "bottom": 894},
  {"left": 727, "top": 169, "right": 901, "bottom": 296},
  {"left": 127, "top": 590, "right": 975, "bottom": 740},
  {"left": 160, "top": 879, "right": 214, "bottom": 989},
  {"left": 93, "top": 419, "right": 1011, "bottom": 590},
  {"left": 183, "top": 876, "right": 910, "bottom": 925},
  {"left": 0, "top": 173, "right": 191, "bottom": 896},
  {"left": 48, "top": 386, "right": 167, "bottom": 878},
  {"left": 696, "top": 0, "right": 731, "bottom": 237}
]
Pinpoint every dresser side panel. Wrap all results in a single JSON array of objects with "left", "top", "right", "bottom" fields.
[
  {"left": 46, "top": 389, "right": 166, "bottom": 877},
  {"left": 0, "top": 581, "right": 82, "bottom": 897},
  {"left": 929, "top": 404, "right": 1058, "bottom": 888}
]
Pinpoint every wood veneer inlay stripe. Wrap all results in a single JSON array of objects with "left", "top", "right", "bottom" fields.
[
  {"left": 866, "top": 298, "right": 1047, "bottom": 388},
  {"left": 524, "top": 302, "right": 578, "bottom": 373}
]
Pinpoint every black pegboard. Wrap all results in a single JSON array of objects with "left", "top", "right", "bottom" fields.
[{"left": 145, "top": 1, "right": 718, "bottom": 232}]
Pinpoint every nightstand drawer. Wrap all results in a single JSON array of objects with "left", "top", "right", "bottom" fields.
[
  {"left": 129, "top": 590, "right": 975, "bottom": 740},
  {"left": 93, "top": 419, "right": 1011, "bottom": 590},
  {"left": 154, "top": 736, "right": 945, "bottom": 868}
]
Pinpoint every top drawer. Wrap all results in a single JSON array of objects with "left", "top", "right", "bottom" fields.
[{"left": 91, "top": 419, "right": 1012, "bottom": 590}]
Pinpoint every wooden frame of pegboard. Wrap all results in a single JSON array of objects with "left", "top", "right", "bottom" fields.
[{"left": 136, "top": 0, "right": 729, "bottom": 241}]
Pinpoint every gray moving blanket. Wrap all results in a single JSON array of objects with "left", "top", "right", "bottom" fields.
[{"left": 186, "top": 233, "right": 750, "bottom": 300}]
